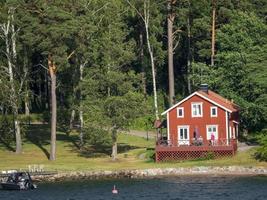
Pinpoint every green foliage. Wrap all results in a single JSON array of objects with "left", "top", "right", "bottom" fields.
[
  {"left": 0, "top": 116, "right": 14, "bottom": 145},
  {"left": 254, "top": 130, "right": 267, "bottom": 161},
  {"left": 145, "top": 149, "right": 155, "bottom": 161},
  {"left": 215, "top": 11, "right": 267, "bottom": 133},
  {"left": 83, "top": 126, "right": 112, "bottom": 147},
  {"left": 0, "top": 0, "right": 267, "bottom": 154}
]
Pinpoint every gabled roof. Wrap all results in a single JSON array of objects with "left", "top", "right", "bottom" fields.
[{"left": 161, "top": 90, "right": 239, "bottom": 115}]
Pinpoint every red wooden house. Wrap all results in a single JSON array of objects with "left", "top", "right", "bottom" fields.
[{"left": 156, "top": 85, "right": 239, "bottom": 162}]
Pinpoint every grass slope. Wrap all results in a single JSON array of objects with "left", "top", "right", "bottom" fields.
[{"left": 0, "top": 124, "right": 266, "bottom": 172}]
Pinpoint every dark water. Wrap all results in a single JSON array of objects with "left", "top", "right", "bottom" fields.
[{"left": 1, "top": 176, "right": 267, "bottom": 200}]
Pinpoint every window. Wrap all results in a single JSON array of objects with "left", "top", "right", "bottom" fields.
[
  {"left": 210, "top": 106, "right": 217, "bottom": 117},
  {"left": 206, "top": 125, "right": 218, "bottom": 140},
  {"left": 177, "top": 107, "right": 184, "bottom": 118},
  {"left": 191, "top": 102, "right": 203, "bottom": 117},
  {"left": 178, "top": 126, "right": 190, "bottom": 145}
]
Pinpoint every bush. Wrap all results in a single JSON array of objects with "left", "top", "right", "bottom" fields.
[
  {"left": 0, "top": 116, "right": 15, "bottom": 145},
  {"left": 83, "top": 126, "right": 112, "bottom": 147},
  {"left": 254, "top": 130, "right": 267, "bottom": 161},
  {"left": 145, "top": 149, "right": 155, "bottom": 161}
]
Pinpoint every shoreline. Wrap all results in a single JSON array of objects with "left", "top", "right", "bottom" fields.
[{"left": 31, "top": 166, "right": 267, "bottom": 182}]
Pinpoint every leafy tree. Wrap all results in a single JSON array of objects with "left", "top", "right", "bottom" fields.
[{"left": 215, "top": 11, "right": 267, "bottom": 132}]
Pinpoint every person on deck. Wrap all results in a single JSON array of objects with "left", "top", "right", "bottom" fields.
[{"left": 211, "top": 133, "right": 215, "bottom": 146}]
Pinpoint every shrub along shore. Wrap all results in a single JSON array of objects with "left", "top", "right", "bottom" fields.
[{"left": 30, "top": 166, "right": 267, "bottom": 182}]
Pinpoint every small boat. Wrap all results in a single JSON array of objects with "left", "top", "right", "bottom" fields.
[{"left": 1, "top": 172, "right": 37, "bottom": 190}]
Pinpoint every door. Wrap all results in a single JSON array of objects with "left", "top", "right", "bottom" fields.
[{"left": 178, "top": 126, "right": 190, "bottom": 145}]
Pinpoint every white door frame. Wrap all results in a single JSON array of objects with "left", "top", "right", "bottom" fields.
[{"left": 178, "top": 125, "right": 190, "bottom": 145}]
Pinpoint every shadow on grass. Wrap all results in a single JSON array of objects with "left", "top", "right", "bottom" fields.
[
  {"left": 25, "top": 124, "right": 80, "bottom": 159},
  {"left": 78, "top": 143, "right": 140, "bottom": 158},
  {"left": 24, "top": 124, "right": 143, "bottom": 160},
  {"left": 0, "top": 137, "right": 15, "bottom": 152},
  {"left": 25, "top": 124, "right": 50, "bottom": 159}
]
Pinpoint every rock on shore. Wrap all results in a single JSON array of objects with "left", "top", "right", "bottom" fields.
[{"left": 31, "top": 166, "right": 267, "bottom": 182}]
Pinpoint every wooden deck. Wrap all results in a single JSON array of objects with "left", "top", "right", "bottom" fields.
[{"left": 155, "top": 139, "right": 237, "bottom": 162}]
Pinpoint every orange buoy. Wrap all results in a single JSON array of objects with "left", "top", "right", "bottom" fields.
[{"left": 112, "top": 185, "right": 118, "bottom": 194}]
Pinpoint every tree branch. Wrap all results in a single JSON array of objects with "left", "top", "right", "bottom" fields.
[
  {"left": 172, "top": 29, "right": 182, "bottom": 36},
  {"left": 67, "top": 50, "right": 75, "bottom": 60},
  {"left": 126, "top": 0, "right": 145, "bottom": 23},
  {"left": 35, "top": 63, "right": 49, "bottom": 71},
  {"left": 173, "top": 35, "right": 181, "bottom": 51}
]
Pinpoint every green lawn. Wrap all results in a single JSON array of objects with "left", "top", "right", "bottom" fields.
[{"left": 0, "top": 124, "right": 266, "bottom": 172}]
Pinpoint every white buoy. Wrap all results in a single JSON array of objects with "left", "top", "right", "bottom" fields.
[{"left": 112, "top": 185, "right": 118, "bottom": 194}]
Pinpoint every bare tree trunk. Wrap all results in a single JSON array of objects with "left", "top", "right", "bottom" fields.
[
  {"left": 23, "top": 47, "right": 30, "bottom": 116},
  {"left": 211, "top": 0, "right": 216, "bottom": 67},
  {"left": 167, "top": 0, "right": 175, "bottom": 106},
  {"left": 79, "top": 110, "right": 84, "bottom": 145},
  {"left": 144, "top": 2, "right": 159, "bottom": 120},
  {"left": 48, "top": 55, "right": 57, "bottom": 161},
  {"left": 25, "top": 91, "right": 30, "bottom": 116},
  {"left": 79, "top": 63, "right": 85, "bottom": 146},
  {"left": 69, "top": 109, "right": 75, "bottom": 130},
  {"left": 126, "top": 0, "right": 159, "bottom": 120},
  {"left": 111, "top": 128, "right": 117, "bottom": 161},
  {"left": 14, "top": 108, "right": 22, "bottom": 154},
  {"left": 1, "top": 8, "right": 22, "bottom": 154},
  {"left": 187, "top": 0, "right": 192, "bottom": 94},
  {"left": 139, "top": 32, "right": 147, "bottom": 98},
  {"left": 145, "top": 25, "right": 159, "bottom": 120}
]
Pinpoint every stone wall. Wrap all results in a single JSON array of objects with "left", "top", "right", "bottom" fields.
[{"left": 31, "top": 166, "right": 267, "bottom": 182}]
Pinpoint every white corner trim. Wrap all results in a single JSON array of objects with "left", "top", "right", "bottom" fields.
[
  {"left": 161, "top": 92, "right": 199, "bottom": 115},
  {"left": 161, "top": 91, "right": 232, "bottom": 115},
  {"left": 225, "top": 111, "right": 229, "bottom": 145},
  {"left": 167, "top": 112, "right": 170, "bottom": 141}
]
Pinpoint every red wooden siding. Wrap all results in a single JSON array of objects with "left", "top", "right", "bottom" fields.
[{"left": 168, "top": 95, "right": 227, "bottom": 145}]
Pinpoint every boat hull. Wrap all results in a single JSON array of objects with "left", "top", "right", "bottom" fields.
[{"left": 1, "top": 183, "right": 23, "bottom": 190}]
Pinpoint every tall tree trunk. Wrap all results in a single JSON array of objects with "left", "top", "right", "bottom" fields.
[
  {"left": 143, "top": 1, "right": 159, "bottom": 120},
  {"left": 1, "top": 8, "right": 22, "bottom": 153},
  {"left": 11, "top": 9, "right": 22, "bottom": 154},
  {"left": 45, "top": 70, "right": 49, "bottom": 110},
  {"left": 23, "top": 47, "right": 30, "bottom": 116},
  {"left": 145, "top": 24, "right": 159, "bottom": 120},
  {"left": 79, "top": 110, "right": 84, "bottom": 146},
  {"left": 139, "top": 32, "right": 147, "bottom": 98},
  {"left": 111, "top": 128, "right": 117, "bottom": 161},
  {"left": 25, "top": 91, "right": 30, "bottom": 116},
  {"left": 211, "top": 0, "right": 216, "bottom": 67},
  {"left": 69, "top": 109, "right": 75, "bottom": 130},
  {"left": 187, "top": 0, "right": 192, "bottom": 94},
  {"left": 79, "top": 63, "right": 85, "bottom": 146},
  {"left": 48, "top": 55, "right": 57, "bottom": 161},
  {"left": 167, "top": 0, "right": 175, "bottom": 106},
  {"left": 14, "top": 108, "right": 22, "bottom": 154},
  {"left": 126, "top": 0, "right": 159, "bottom": 120}
]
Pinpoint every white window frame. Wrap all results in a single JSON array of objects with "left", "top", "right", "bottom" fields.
[
  {"left": 210, "top": 106, "right": 218, "bottom": 117},
  {"left": 177, "top": 107, "right": 184, "bottom": 118},
  {"left": 191, "top": 102, "right": 203, "bottom": 117},
  {"left": 206, "top": 125, "right": 218, "bottom": 140}
]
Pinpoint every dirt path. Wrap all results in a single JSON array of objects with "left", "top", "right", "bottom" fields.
[{"left": 238, "top": 142, "right": 258, "bottom": 152}]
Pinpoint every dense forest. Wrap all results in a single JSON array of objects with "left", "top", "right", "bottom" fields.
[{"left": 0, "top": 0, "right": 266, "bottom": 161}]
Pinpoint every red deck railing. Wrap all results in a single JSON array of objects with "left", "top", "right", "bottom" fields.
[{"left": 155, "top": 139, "right": 237, "bottom": 162}]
